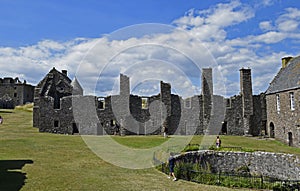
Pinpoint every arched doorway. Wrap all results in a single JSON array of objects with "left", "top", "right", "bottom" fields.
[
  {"left": 269, "top": 122, "right": 275, "bottom": 138},
  {"left": 288, "top": 132, "right": 293, "bottom": 146},
  {"left": 221, "top": 121, "right": 227, "bottom": 135}
]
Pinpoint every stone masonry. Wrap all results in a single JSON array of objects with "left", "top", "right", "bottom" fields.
[
  {"left": 33, "top": 67, "right": 266, "bottom": 137},
  {"left": 266, "top": 56, "right": 300, "bottom": 147},
  {"left": 0, "top": 77, "right": 34, "bottom": 109},
  {"left": 174, "top": 150, "right": 300, "bottom": 180}
]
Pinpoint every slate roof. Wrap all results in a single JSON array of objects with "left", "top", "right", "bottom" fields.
[
  {"left": 36, "top": 67, "right": 72, "bottom": 97},
  {"left": 266, "top": 56, "right": 300, "bottom": 94}
]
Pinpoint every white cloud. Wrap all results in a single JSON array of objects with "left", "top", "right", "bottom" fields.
[
  {"left": 173, "top": 0, "right": 254, "bottom": 42},
  {"left": 277, "top": 19, "right": 299, "bottom": 32},
  {"left": 259, "top": 21, "right": 274, "bottom": 31},
  {"left": 255, "top": 0, "right": 275, "bottom": 7},
  {"left": 205, "top": 0, "right": 254, "bottom": 27},
  {"left": 254, "top": 31, "right": 287, "bottom": 44},
  {"left": 1, "top": 1, "right": 299, "bottom": 98},
  {"left": 275, "top": 7, "right": 300, "bottom": 32}
]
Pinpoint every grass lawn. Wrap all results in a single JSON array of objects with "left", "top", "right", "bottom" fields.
[
  {"left": 189, "top": 135, "right": 300, "bottom": 156},
  {"left": 1, "top": 107, "right": 299, "bottom": 190}
]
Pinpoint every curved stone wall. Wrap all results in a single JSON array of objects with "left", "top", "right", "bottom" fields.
[{"left": 174, "top": 150, "right": 300, "bottom": 180}]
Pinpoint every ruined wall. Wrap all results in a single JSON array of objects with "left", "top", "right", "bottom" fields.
[
  {"left": 34, "top": 68, "right": 267, "bottom": 137},
  {"left": 224, "top": 95, "right": 244, "bottom": 135},
  {"left": 177, "top": 95, "right": 202, "bottom": 135},
  {"left": 38, "top": 95, "right": 100, "bottom": 135},
  {"left": 20, "top": 84, "right": 35, "bottom": 104},
  {"left": 0, "top": 78, "right": 34, "bottom": 108},
  {"left": 96, "top": 94, "right": 165, "bottom": 135},
  {"left": 175, "top": 150, "right": 300, "bottom": 180},
  {"left": 250, "top": 94, "right": 267, "bottom": 136}
]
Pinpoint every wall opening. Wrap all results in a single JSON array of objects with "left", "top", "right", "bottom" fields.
[
  {"left": 141, "top": 97, "right": 149, "bottom": 109},
  {"left": 221, "top": 121, "right": 227, "bottom": 135},
  {"left": 97, "top": 97, "right": 105, "bottom": 110},
  {"left": 54, "top": 120, "right": 59, "bottom": 128},
  {"left": 290, "top": 92, "right": 295, "bottom": 111},
  {"left": 54, "top": 98, "right": 60, "bottom": 109},
  {"left": 225, "top": 98, "right": 231, "bottom": 108},
  {"left": 110, "top": 119, "right": 115, "bottom": 126},
  {"left": 288, "top": 132, "right": 293, "bottom": 146},
  {"left": 276, "top": 94, "right": 280, "bottom": 113},
  {"left": 72, "top": 123, "right": 79, "bottom": 134},
  {"left": 269, "top": 122, "right": 275, "bottom": 138}
]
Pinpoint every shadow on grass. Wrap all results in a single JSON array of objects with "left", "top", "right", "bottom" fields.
[
  {"left": 0, "top": 109, "right": 14, "bottom": 113},
  {"left": 0, "top": 160, "right": 33, "bottom": 191}
]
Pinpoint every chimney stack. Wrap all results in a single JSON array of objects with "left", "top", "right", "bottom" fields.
[
  {"left": 281, "top": 56, "right": 293, "bottom": 68},
  {"left": 62, "top": 70, "right": 68, "bottom": 76}
]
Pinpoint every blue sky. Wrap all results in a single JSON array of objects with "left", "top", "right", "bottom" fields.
[
  {"left": 0, "top": 0, "right": 213, "bottom": 47},
  {"left": 0, "top": 0, "right": 300, "bottom": 97}
]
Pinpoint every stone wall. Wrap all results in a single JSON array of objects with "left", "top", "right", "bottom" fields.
[
  {"left": 250, "top": 94, "right": 267, "bottom": 136},
  {"left": 266, "top": 89, "right": 300, "bottom": 147},
  {"left": 240, "top": 69, "right": 253, "bottom": 135},
  {"left": 0, "top": 77, "right": 34, "bottom": 108},
  {"left": 34, "top": 68, "right": 267, "bottom": 138},
  {"left": 175, "top": 150, "right": 300, "bottom": 180},
  {"left": 224, "top": 95, "right": 244, "bottom": 135},
  {"left": 202, "top": 68, "right": 213, "bottom": 134},
  {"left": 177, "top": 95, "right": 201, "bottom": 135}
]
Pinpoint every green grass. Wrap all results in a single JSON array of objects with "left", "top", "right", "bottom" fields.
[
  {"left": 1, "top": 107, "right": 300, "bottom": 190},
  {"left": 112, "top": 136, "right": 168, "bottom": 149},
  {"left": 1, "top": 108, "right": 242, "bottom": 191},
  {"left": 189, "top": 136, "right": 300, "bottom": 156}
]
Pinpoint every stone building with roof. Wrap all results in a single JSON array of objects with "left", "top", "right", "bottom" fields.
[
  {"left": 266, "top": 56, "right": 300, "bottom": 147},
  {"left": 0, "top": 77, "right": 34, "bottom": 109}
]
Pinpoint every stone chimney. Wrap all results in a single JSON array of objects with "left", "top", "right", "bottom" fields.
[
  {"left": 281, "top": 56, "right": 293, "bottom": 68},
  {"left": 62, "top": 70, "right": 68, "bottom": 76}
]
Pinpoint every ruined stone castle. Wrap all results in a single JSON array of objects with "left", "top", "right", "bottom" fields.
[
  {"left": 0, "top": 77, "right": 34, "bottom": 109},
  {"left": 33, "top": 67, "right": 266, "bottom": 136}
]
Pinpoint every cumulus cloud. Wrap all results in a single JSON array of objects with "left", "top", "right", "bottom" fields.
[
  {"left": 259, "top": 21, "right": 274, "bottom": 31},
  {"left": 0, "top": 1, "right": 299, "bottom": 98},
  {"left": 276, "top": 8, "right": 300, "bottom": 32}
]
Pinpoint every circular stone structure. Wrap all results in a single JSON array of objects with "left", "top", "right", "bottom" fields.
[{"left": 173, "top": 150, "right": 300, "bottom": 180}]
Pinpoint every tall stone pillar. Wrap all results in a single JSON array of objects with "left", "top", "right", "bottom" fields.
[
  {"left": 202, "top": 68, "right": 213, "bottom": 134},
  {"left": 160, "top": 81, "right": 172, "bottom": 134},
  {"left": 114, "top": 74, "right": 131, "bottom": 135},
  {"left": 240, "top": 68, "right": 253, "bottom": 135}
]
